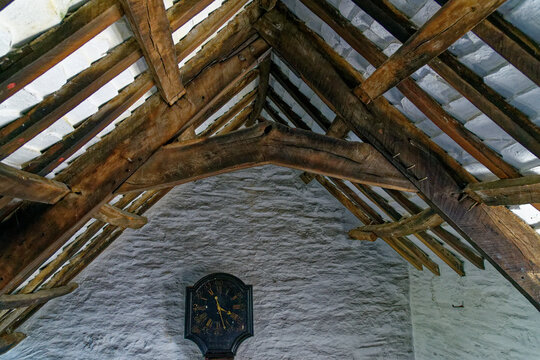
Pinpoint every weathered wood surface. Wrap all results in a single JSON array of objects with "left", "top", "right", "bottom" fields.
[
  {"left": 0, "top": 163, "right": 70, "bottom": 204},
  {"left": 0, "top": 332, "right": 26, "bottom": 355},
  {"left": 313, "top": 175, "right": 425, "bottom": 271},
  {"left": 0, "top": 283, "right": 78, "bottom": 310},
  {"left": 350, "top": 183, "right": 466, "bottom": 275},
  {"left": 120, "top": 0, "right": 185, "bottom": 104},
  {"left": 465, "top": 175, "right": 540, "bottom": 206},
  {"left": 351, "top": 0, "right": 540, "bottom": 159},
  {"left": 167, "top": 0, "right": 215, "bottom": 32},
  {"left": 260, "top": 0, "right": 277, "bottom": 11},
  {"left": 270, "top": 63, "right": 331, "bottom": 130},
  {"left": 200, "top": 89, "right": 257, "bottom": 137},
  {"left": 175, "top": 0, "right": 250, "bottom": 62},
  {"left": 384, "top": 188, "right": 484, "bottom": 269},
  {"left": 350, "top": 209, "right": 443, "bottom": 239},
  {"left": 433, "top": 0, "right": 540, "bottom": 86},
  {"left": 255, "top": 7, "right": 540, "bottom": 309},
  {"left": 217, "top": 105, "right": 254, "bottom": 135},
  {"left": 0, "top": 40, "right": 142, "bottom": 161},
  {"left": 357, "top": 0, "right": 506, "bottom": 102},
  {"left": 0, "top": 0, "right": 123, "bottom": 103},
  {"left": 94, "top": 204, "right": 148, "bottom": 229},
  {"left": 118, "top": 122, "right": 416, "bottom": 193},
  {"left": 301, "top": 0, "right": 519, "bottom": 180},
  {"left": 0, "top": 37, "right": 271, "bottom": 295},
  {"left": 247, "top": 56, "right": 271, "bottom": 126}
]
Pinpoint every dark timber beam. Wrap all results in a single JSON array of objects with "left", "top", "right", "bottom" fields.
[
  {"left": 0, "top": 0, "right": 123, "bottom": 103},
  {"left": 94, "top": 204, "right": 148, "bottom": 229},
  {"left": 464, "top": 175, "right": 540, "bottom": 206},
  {"left": 0, "top": 283, "right": 78, "bottom": 310},
  {"left": 255, "top": 7, "right": 540, "bottom": 309},
  {"left": 350, "top": 209, "right": 444, "bottom": 239},
  {"left": 120, "top": 0, "right": 185, "bottom": 104},
  {"left": 0, "top": 332, "right": 26, "bottom": 355},
  {"left": 118, "top": 122, "right": 416, "bottom": 193},
  {"left": 247, "top": 56, "right": 272, "bottom": 127},
  {"left": 356, "top": 0, "right": 507, "bottom": 102},
  {"left": 433, "top": 0, "right": 540, "bottom": 86},
  {"left": 350, "top": 0, "right": 540, "bottom": 159},
  {"left": 0, "top": 37, "right": 271, "bottom": 295},
  {"left": 0, "top": 163, "right": 70, "bottom": 204}
]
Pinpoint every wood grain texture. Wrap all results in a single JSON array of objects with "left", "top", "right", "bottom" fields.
[
  {"left": 201, "top": 90, "right": 257, "bottom": 137},
  {"left": 0, "top": 163, "right": 70, "bottom": 204},
  {"left": 350, "top": 209, "right": 443, "bottom": 239},
  {"left": 118, "top": 122, "right": 415, "bottom": 193},
  {"left": 0, "top": 283, "right": 78, "bottom": 310},
  {"left": 94, "top": 204, "right": 148, "bottom": 229},
  {"left": 465, "top": 175, "right": 540, "bottom": 206},
  {"left": 350, "top": 0, "right": 540, "bottom": 159},
  {"left": 255, "top": 7, "right": 540, "bottom": 309},
  {"left": 357, "top": 0, "right": 507, "bottom": 102},
  {"left": 0, "top": 0, "right": 123, "bottom": 103},
  {"left": 120, "top": 0, "right": 185, "bottom": 104},
  {"left": 433, "top": 0, "right": 540, "bottom": 86},
  {"left": 247, "top": 56, "right": 271, "bottom": 126},
  {"left": 0, "top": 38, "right": 271, "bottom": 295}
]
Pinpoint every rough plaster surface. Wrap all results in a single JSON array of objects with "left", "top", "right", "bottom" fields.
[
  {"left": 4, "top": 167, "right": 414, "bottom": 359},
  {"left": 409, "top": 261, "right": 540, "bottom": 360}
]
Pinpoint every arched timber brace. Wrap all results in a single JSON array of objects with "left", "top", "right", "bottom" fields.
[
  {"left": 254, "top": 6, "right": 540, "bottom": 310},
  {"left": 117, "top": 122, "right": 416, "bottom": 194}
]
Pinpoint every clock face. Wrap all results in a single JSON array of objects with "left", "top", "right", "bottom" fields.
[{"left": 185, "top": 273, "right": 253, "bottom": 357}]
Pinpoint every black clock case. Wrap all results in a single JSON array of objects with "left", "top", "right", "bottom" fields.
[{"left": 185, "top": 273, "right": 254, "bottom": 358}]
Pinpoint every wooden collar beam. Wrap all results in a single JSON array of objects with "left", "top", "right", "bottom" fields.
[
  {"left": 255, "top": 6, "right": 540, "bottom": 309},
  {"left": 464, "top": 175, "right": 540, "bottom": 206},
  {"left": 117, "top": 121, "right": 416, "bottom": 194},
  {"left": 0, "top": 283, "right": 78, "bottom": 310}
]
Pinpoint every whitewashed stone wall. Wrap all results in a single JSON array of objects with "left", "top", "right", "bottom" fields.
[
  {"left": 410, "top": 261, "right": 540, "bottom": 360},
  {"left": 4, "top": 167, "right": 414, "bottom": 359}
]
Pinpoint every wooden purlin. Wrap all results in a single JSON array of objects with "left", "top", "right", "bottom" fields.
[
  {"left": 350, "top": 0, "right": 540, "bottom": 159},
  {"left": 255, "top": 5, "right": 540, "bottom": 309},
  {"left": 0, "top": 37, "right": 272, "bottom": 295}
]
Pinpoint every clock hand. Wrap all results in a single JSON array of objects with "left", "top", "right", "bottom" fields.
[{"left": 214, "top": 296, "right": 226, "bottom": 329}]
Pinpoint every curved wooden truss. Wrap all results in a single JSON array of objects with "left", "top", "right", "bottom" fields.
[{"left": 0, "top": 0, "right": 539, "bottom": 352}]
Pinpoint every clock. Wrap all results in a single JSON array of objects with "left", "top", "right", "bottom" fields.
[{"left": 185, "top": 273, "right": 253, "bottom": 359}]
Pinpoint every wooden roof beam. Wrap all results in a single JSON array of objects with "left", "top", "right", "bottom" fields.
[
  {"left": 120, "top": 0, "right": 185, "bottom": 105},
  {"left": 0, "top": 37, "right": 271, "bottom": 295},
  {"left": 217, "top": 105, "right": 255, "bottom": 136},
  {"left": 0, "top": 163, "right": 70, "bottom": 204},
  {"left": 350, "top": 209, "right": 443, "bottom": 239},
  {"left": 350, "top": 0, "right": 540, "bottom": 159},
  {"left": 0, "top": 332, "right": 26, "bottom": 355},
  {"left": 356, "top": 0, "right": 507, "bottom": 102},
  {"left": 464, "top": 175, "right": 540, "bottom": 206},
  {"left": 0, "top": 0, "right": 123, "bottom": 103},
  {"left": 433, "top": 0, "right": 540, "bottom": 86},
  {"left": 94, "top": 204, "right": 147, "bottom": 229},
  {"left": 118, "top": 121, "right": 416, "bottom": 194},
  {"left": 246, "top": 56, "right": 272, "bottom": 127},
  {"left": 255, "top": 6, "right": 540, "bottom": 309},
  {"left": 0, "top": 283, "right": 78, "bottom": 310}
]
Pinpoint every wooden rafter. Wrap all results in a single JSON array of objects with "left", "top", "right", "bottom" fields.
[
  {"left": 247, "top": 56, "right": 271, "bottom": 127},
  {"left": 119, "top": 0, "right": 185, "bottom": 105},
  {"left": 0, "top": 0, "right": 123, "bottom": 104},
  {"left": 255, "top": 6, "right": 540, "bottom": 309},
  {"left": 0, "top": 283, "right": 78, "bottom": 310},
  {"left": 118, "top": 122, "right": 415, "bottom": 194},
  {"left": 0, "top": 35, "right": 271, "bottom": 295},
  {"left": 350, "top": 209, "right": 444, "bottom": 239},
  {"left": 216, "top": 105, "right": 254, "bottom": 136},
  {"left": 0, "top": 332, "right": 26, "bottom": 355},
  {"left": 350, "top": 0, "right": 540, "bottom": 159},
  {"left": 433, "top": 0, "right": 540, "bottom": 86},
  {"left": 464, "top": 175, "right": 540, "bottom": 206},
  {"left": 356, "top": 0, "right": 507, "bottom": 102},
  {"left": 94, "top": 204, "right": 148, "bottom": 229},
  {"left": 0, "top": 163, "right": 70, "bottom": 204}
]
